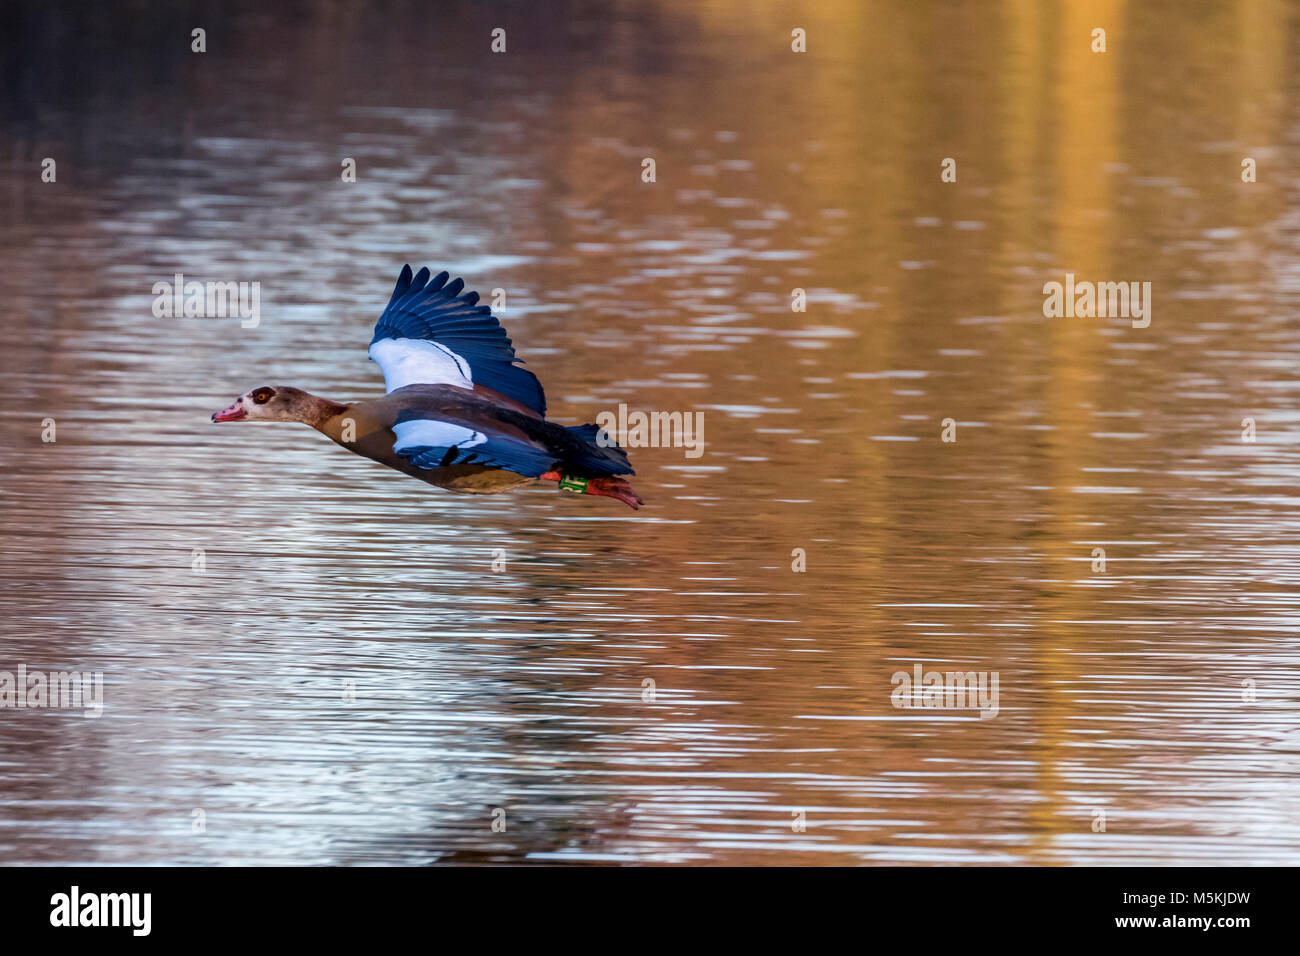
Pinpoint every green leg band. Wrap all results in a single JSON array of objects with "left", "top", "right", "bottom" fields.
[{"left": 559, "top": 475, "right": 589, "bottom": 493}]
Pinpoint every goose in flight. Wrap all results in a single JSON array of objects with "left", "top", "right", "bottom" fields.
[{"left": 211, "top": 265, "right": 643, "bottom": 509}]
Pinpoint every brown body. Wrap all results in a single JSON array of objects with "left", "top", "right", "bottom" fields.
[{"left": 316, "top": 384, "right": 540, "bottom": 494}]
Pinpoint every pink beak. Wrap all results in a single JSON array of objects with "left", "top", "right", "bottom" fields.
[{"left": 211, "top": 401, "right": 247, "bottom": 423}]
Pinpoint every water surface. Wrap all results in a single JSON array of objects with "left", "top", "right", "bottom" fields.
[{"left": 1, "top": 0, "right": 1299, "bottom": 864}]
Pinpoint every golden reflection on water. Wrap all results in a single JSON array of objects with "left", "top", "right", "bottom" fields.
[{"left": 0, "top": 0, "right": 1298, "bottom": 864}]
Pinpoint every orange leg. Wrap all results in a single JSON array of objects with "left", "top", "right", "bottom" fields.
[{"left": 540, "top": 471, "right": 643, "bottom": 509}]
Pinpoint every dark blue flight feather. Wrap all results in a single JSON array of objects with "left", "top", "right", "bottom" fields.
[{"left": 371, "top": 264, "right": 547, "bottom": 416}]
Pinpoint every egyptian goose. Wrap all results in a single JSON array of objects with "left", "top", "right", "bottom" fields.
[{"left": 211, "top": 265, "right": 643, "bottom": 509}]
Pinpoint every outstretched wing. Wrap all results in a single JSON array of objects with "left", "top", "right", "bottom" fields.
[
  {"left": 369, "top": 265, "right": 547, "bottom": 416},
  {"left": 391, "top": 414, "right": 557, "bottom": 477}
]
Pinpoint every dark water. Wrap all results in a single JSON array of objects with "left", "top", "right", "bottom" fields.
[{"left": 2, "top": 0, "right": 1299, "bottom": 864}]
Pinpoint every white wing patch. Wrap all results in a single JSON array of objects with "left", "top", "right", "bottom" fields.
[
  {"left": 390, "top": 421, "right": 488, "bottom": 457},
  {"left": 370, "top": 337, "right": 473, "bottom": 393},
  {"left": 392, "top": 419, "right": 487, "bottom": 455}
]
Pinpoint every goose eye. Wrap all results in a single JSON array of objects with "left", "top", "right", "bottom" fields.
[{"left": 252, "top": 389, "right": 273, "bottom": 404}]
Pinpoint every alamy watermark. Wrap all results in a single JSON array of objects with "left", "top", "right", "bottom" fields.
[
  {"left": 50, "top": 886, "right": 150, "bottom": 936},
  {"left": 1042, "top": 273, "right": 1151, "bottom": 328},
  {"left": 0, "top": 664, "right": 104, "bottom": 718},
  {"left": 152, "top": 273, "right": 260, "bottom": 328},
  {"left": 595, "top": 403, "right": 704, "bottom": 458},
  {"left": 890, "top": 663, "right": 999, "bottom": 718}
]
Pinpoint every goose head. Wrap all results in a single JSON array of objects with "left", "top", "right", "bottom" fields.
[{"left": 212, "top": 385, "right": 311, "bottom": 423}]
